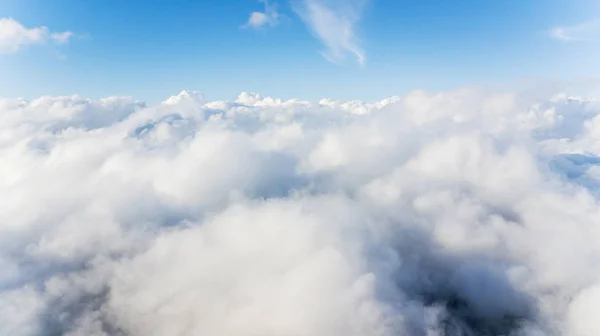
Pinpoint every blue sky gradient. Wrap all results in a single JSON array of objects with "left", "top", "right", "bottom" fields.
[{"left": 1, "top": 0, "right": 599, "bottom": 102}]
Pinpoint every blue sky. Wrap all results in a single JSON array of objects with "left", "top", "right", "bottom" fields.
[{"left": 1, "top": 0, "right": 599, "bottom": 102}]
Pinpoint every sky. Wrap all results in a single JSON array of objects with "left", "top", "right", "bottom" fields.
[
  {"left": 1, "top": 0, "right": 599, "bottom": 102},
  {"left": 5, "top": 1, "right": 600, "bottom": 335}
]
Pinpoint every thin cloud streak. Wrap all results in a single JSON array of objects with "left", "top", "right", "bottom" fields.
[
  {"left": 550, "top": 19, "right": 600, "bottom": 42},
  {"left": 293, "top": 0, "right": 369, "bottom": 65}
]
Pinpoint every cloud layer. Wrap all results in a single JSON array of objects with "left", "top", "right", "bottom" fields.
[
  {"left": 1, "top": 88, "right": 600, "bottom": 335},
  {"left": 0, "top": 17, "right": 75, "bottom": 54}
]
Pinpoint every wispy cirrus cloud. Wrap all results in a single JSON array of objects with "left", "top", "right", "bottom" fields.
[
  {"left": 550, "top": 19, "right": 600, "bottom": 42},
  {"left": 0, "top": 17, "right": 76, "bottom": 54},
  {"left": 293, "top": 0, "right": 369, "bottom": 66},
  {"left": 243, "top": 0, "right": 280, "bottom": 29}
]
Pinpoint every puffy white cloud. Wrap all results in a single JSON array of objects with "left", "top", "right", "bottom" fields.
[
  {"left": 293, "top": 0, "right": 369, "bottom": 65},
  {"left": 161, "top": 90, "right": 206, "bottom": 106},
  {"left": 1, "top": 86, "right": 600, "bottom": 335},
  {"left": 243, "top": 0, "right": 280, "bottom": 29},
  {"left": 0, "top": 18, "right": 76, "bottom": 54},
  {"left": 550, "top": 19, "right": 600, "bottom": 42}
]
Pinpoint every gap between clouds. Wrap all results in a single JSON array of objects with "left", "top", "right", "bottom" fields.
[{"left": 0, "top": 17, "right": 78, "bottom": 54}]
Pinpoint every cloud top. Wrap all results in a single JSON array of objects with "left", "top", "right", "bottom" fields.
[{"left": 1, "top": 88, "right": 600, "bottom": 335}]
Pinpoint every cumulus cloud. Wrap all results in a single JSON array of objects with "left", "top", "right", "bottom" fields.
[
  {"left": 293, "top": 0, "right": 368, "bottom": 65},
  {"left": 1, "top": 86, "right": 600, "bottom": 335},
  {"left": 243, "top": 0, "right": 280, "bottom": 29},
  {"left": 0, "top": 17, "right": 76, "bottom": 54},
  {"left": 550, "top": 19, "right": 600, "bottom": 42}
]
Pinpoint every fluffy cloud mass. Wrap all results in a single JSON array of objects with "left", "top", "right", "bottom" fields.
[
  {"left": 1, "top": 87, "right": 600, "bottom": 335},
  {"left": 0, "top": 17, "right": 75, "bottom": 54}
]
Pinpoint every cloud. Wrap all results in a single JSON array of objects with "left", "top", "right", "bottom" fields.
[
  {"left": 1, "top": 87, "right": 600, "bottom": 335},
  {"left": 0, "top": 17, "right": 76, "bottom": 54},
  {"left": 293, "top": 0, "right": 368, "bottom": 65},
  {"left": 550, "top": 19, "right": 600, "bottom": 42},
  {"left": 243, "top": 0, "right": 280, "bottom": 29}
]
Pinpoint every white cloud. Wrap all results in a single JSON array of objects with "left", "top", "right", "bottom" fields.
[
  {"left": 1, "top": 87, "right": 600, "bottom": 335},
  {"left": 550, "top": 19, "right": 600, "bottom": 42},
  {"left": 243, "top": 0, "right": 280, "bottom": 29},
  {"left": 0, "top": 17, "right": 76, "bottom": 54},
  {"left": 293, "top": 0, "right": 368, "bottom": 65},
  {"left": 50, "top": 31, "right": 74, "bottom": 45},
  {"left": 161, "top": 90, "right": 206, "bottom": 105}
]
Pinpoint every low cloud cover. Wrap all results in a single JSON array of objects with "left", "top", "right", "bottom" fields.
[{"left": 1, "top": 87, "right": 600, "bottom": 335}]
